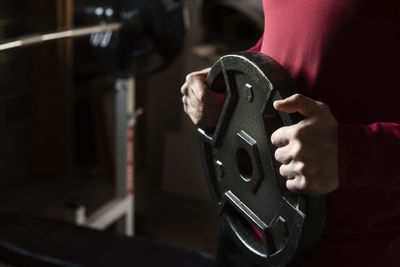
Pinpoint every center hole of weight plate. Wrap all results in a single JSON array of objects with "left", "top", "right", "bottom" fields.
[{"left": 236, "top": 148, "right": 253, "bottom": 182}]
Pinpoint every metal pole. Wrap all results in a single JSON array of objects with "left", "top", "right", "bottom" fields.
[
  {"left": 0, "top": 22, "right": 123, "bottom": 52},
  {"left": 114, "top": 75, "right": 136, "bottom": 236}
]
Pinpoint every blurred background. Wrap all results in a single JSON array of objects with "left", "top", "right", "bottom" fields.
[{"left": 0, "top": 0, "right": 263, "bottom": 263}]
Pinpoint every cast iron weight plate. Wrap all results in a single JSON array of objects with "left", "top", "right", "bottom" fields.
[{"left": 198, "top": 52, "right": 326, "bottom": 267}]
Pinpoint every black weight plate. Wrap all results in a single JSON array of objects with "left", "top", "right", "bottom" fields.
[{"left": 198, "top": 52, "right": 326, "bottom": 267}]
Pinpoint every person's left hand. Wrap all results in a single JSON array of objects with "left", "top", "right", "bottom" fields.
[{"left": 271, "top": 94, "right": 339, "bottom": 195}]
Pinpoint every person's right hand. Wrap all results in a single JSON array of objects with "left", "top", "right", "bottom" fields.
[{"left": 181, "top": 68, "right": 226, "bottom": 129}]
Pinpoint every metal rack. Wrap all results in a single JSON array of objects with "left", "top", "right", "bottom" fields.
[{"left": 0, "top": 22, "right": 137, "bottom": 236}]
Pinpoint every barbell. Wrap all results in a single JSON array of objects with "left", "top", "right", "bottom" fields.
[
  {"left": 198, "top": 52, "right": 326, "bottom": 266},
  {"left": 0, "top": 23, "right": 123, "bottom": 52},
  {"left": 0, "top": 0, "right": 185, "bottom": 74}
]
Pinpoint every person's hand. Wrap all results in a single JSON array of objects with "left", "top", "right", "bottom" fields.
[
  {"left": 181, "top": 68, "right": 226, "bottom": 128},
  {"left": 271, "top": 94, "right": 339, "bottom": 195}
]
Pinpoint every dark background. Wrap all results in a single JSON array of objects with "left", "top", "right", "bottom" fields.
[{"left": 0, "top": 0, "right": 262, "bottom": 264}]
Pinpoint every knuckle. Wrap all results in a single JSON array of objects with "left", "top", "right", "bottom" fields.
[
  {"left": 272, "top": 127, "right": 283, "bottom": 140},
  {"left": 317, "top": 102, "right": 329, "bottom": 113},
  {"left": 291, "top": 143, "right": 303, "bottom": 159},
  {"left": 286, "top": 180, "right": 294, "bottom": 191},
  {"left": 191, "top": 116, "right": 201, "bottom": 126},
  {"left": 279, "top": 164, "right": 290, "bottom": 177},
  {"left": 316, "top": 102, "right": 330, "bottom": 114},
  {"left": 292, "top": 93, "right": 303, "bottom": 101},
  {"left": 185, "top": 73, "right": 193, "bottom": 82},
  {"left": 319, "top": 102, "right": 328, "bottom": 109},
  {"left": 292, "top": 129, "right": 301, "bottom": 140},
  {"left": 294, "top": 161, "right": 306, "bottom": 173},
  {"left": 271, "top": 127, "right": 289, "bottom": 147},
  {"left": 197, "top": 87, "right": 206, "bottom": 102},
  {"left": 297, "top": 177, "right": 308, "bottom": 190},
  {"left": 274, "top": 149, "right": 281, "bottom": 160},
  {"left": 292, "top": 125, "right": 306, "bottom": 139}
]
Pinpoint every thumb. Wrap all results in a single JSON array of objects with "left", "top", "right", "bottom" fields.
[{"left": 274, "top": 94, "right": 321, "bottom": 117}]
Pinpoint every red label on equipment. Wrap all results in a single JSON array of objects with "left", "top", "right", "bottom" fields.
[{"left": 126, "top": 126, "right": 135, "bottom": 195}]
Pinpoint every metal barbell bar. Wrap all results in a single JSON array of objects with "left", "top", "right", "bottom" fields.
[{"left": 0, "top": 22, "right": 123, "bottom": 52}]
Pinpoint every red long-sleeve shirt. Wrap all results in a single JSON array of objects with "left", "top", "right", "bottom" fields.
[{"left": 250, "top": 0, "right": 400, "bottom": 266}]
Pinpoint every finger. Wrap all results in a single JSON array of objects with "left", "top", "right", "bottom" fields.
[
  {"left": 185, "top": 90, "right": 224, "bottom": 124},
  {"left": 286, "top": 175, "right": 307, "bottom": 192},
  {"left": 279, "top": 160, "right": 304, "bottom": 178},
  {"left": 271, "top": 125, "right": 293, "bottom": 147},
  {"left": 273, "top": 94, "right": 322, "bottom": 117},
  {"left": 189, "top": 67, "right": 211, "bottom": 77},
  {"left": 183, "top": 68, "right": 209, "bottom": 95},
  {"left": 185, "top": 68, "right": 211, "bottom": 85},
  {"left": 185, "top": 89, "right": 203, "bottom": 110},
  {"left": 185, "top": 103, "right": 201, "bottom": 125},
  {"left": 275, "top": 145, "right": 293, "bottom": 164},
  {"left": 189, "top": 79, "right": 226, "bottom": 105},
  {"left": 279, "top": 163, "right": 296, "bottom": 179}
]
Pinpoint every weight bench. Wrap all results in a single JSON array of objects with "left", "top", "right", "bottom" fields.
[{"left": 0, "top": 213, "right": 215, "bottom": 267}]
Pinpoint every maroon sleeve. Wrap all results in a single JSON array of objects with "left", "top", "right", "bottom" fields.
[
  {"left": 338, "top": 122, "right": 400, "bottom": 189},
  {"left": 247, "top": 35, "right": 264, "bottom": 52}
]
